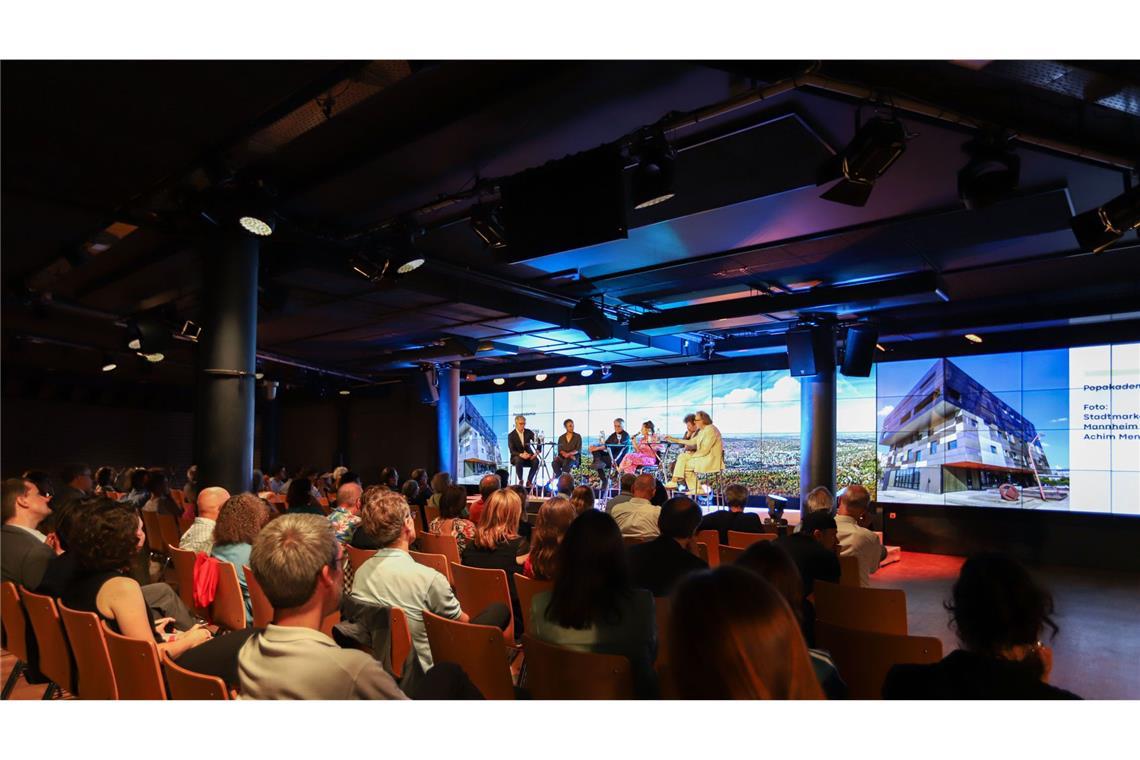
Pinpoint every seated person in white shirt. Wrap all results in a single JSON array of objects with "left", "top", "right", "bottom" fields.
[
  {"left": 178, "top": 486, "right": 229, "bottom": 555},
  {"left": 610, "top": 474, "right": 662, "bottom": 541},
  {"left": 833, "top": 484, "right": 886, "bottom": 587}
]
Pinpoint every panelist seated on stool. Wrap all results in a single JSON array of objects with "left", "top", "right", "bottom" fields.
[
  {"left": 508, "top": 415, "right": 538, "bottom": 488},
  {"left": 588, "top": 418, "right": 630, "bottom": 497},
  {"left": 551, "top": 418, "right": 582, "bottom": 479},
  {"left": 664, "top": 411, "right": 724, "bottom": 495}
]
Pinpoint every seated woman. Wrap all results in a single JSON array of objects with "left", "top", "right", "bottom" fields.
[
  {"left": 619, "top": 421, "right": 661, "bottom": 475},
  {"left": 460, "top": 488, "right": 529, "bottom": 629},
  {"left": 523, "top": 497, "right": 575, "bottom": 580},
  {"left": 141, "top": 470, "right": 181, "bottom": 518},
  {"left": 530, "top": 510, "right": 657, "bottom": 698},
  {"left": 429, "top": 485, "right": 476, "bottom": 553},
  {"left": 211, "top": 493, "right": 273, "bottom": 624},
  {"left": 93, "top": 466, "right": 116, "bottom": 497},
  {"left": 568, "top": 485, "right": 595, "bottom": 516},
  {"left": 285, "top": 477, "right": 324, "bottom": 515},
  {"left": 61, "top": 497, "right": 254, "bottom": 686},
  {"left": 667, "top": 565, "right": 823, "bottom": 699},
  {"left": 883, "top": 553, "right": 1080, "bottom": 699}
]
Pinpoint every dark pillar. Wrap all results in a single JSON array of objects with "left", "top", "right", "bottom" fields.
[
  {"left": 195, "top": 231, "right": 259, "bottom": 495},
  {"left": 259, "top": 385, "right": 280, "bottom": 473},
  {"left": 799, "top": 368, "right": 836, "bottom": 520},
  {"left": 335, "top": 395, "right": 350, "bottom": 467},
  {"left": 436, "top": 364, "right": 460, "bottom": 477}
]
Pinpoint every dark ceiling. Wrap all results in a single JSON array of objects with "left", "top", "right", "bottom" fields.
[{"left": 3, "top": 60, "right": 1139, "bottom": 403}]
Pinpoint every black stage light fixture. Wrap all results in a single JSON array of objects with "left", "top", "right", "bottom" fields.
[
  {"left": 600, "top": 364, "right": 613, "bottom": 380},
  {"left": 471, "top": 204, "right": 508, "bottom": 249},
  {"left": 786, "top": 322, "right": 835, "bottom": 377},
  {"left": 414, "top": 365, "right": 440, "bottom": 406},
  {"left": 817, "top": 116, "right": 908, "bottom": 207},
  {"left": 958, "top": 130, "right": 1020, "bottom": 210},
  {"left": 1071, "top": 185, "right": 1140, "bottom": 254},
  {"left": 571, "top": 298, "right": 614, "bottom": 341},
  {"left": 630, "top": 129, "right": 677, "bottom": 210},
  {"left": 840, "top": 323, "right": 878, "bottom": 378},
  {"left": 125, "top": 315, "right": 171, "bottom": 354}
]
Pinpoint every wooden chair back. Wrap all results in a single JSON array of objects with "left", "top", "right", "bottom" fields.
[
  {"left": 20, "top": 588, "right": 76, "bottom": 694},
  {"left": 412, "top": 509, "right": 425, "bottom": 535},
  {"left": 104, "top": 626, "right": 167, "bottom": 700},
  {"left": 178, "top": 516, "right": 194, "bottom": 536},
  {"left": 424, "top": 504, "right": 441, "bottom": 525},
  {"left": 654, "top": 596, "right": 670, "bottom": 670},
  {"left": 345, "top": 545, "right": 378, "bottom": 584},
  {"left": 513, "top": 573, "right": 553, "bottom": 635},
  {"left": 0, "top": 581, "right": 29, "bottom": 663},
  {"left": 694, "top": 542, "right": 709, "bottom": 563},
  {"left": 211, "top": 561, "right": 248, "bottom": 632},
  {"left": 320, "top": 610, "right": 341, "bottom": 639},
  {"left": 417, "top": 532, "right": 461, "bottom": 565},
  {"left": 696, "top": 530, "right": 721, "bottom": 566},
  {"left": 814, "top": 580, "right": 908, "bottom": 636},
  {"left": 171, "top": 489, "right": 185, "bottom": 511},
  {"left": 727, "top": 530, "right": 776, "bottom": 548},
  {"left": 838, "top": 554, "right": 862, "bottom": 586},
  {"left": 141, "top": 510, "right": 166, "bottom": 554},
  {"left": 622, "top": 535, "right": 648, "bottom": 546},
  {"left": 162, "top": 652, "right": 230, "bottom": 700},
  {"left": 167, "top": 545, "right": 204, "bottom": 617},
  {"left": 157, "top": 513, "right": 182, "bottom": 550},
  {"left": 718, "top": 544, "right": 745, "bottom": 564},
  {"left": 390, "top": 606, "right": 412, "bottom": 676},
  {"left": 449, "top": 563, "right": 514, "bottom": 644},
  {"left": 423, "top": 610, "right": 515, "bottom": 700},
  {"left": 243, "top": 565, "right": 274, "bottom": 628},
  {"left": 815, "top": 621, "right": 943, "bottom": 699},
  {"left": 410, "top": 550, "right": 452, "bottom": 584},
  {"left": 522, "top": 634, "right": 634, "bottom": 699},
  {"left": 57, "top": 601, "right": 118, "bottom": 699}
]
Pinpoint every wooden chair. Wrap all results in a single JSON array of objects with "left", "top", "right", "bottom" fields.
[
  {"left": 815, "top": 621, "right": 943, "bottom": 699},
  {"left": 522, "top": 634, "right": 634, "bottom": 699},
  {"left": 178, "top": 516, "right": 194, "bottom": 536},
  {"left": 727, "top": 530, "right": 777, "bottom": 548},
  {"left": 424, "top": 504, "right": 441, "bottom": 525},
  {"left": 243, "top": 566, "right": 274, "bottom": 629},
  {"left": 346, "top": 545, "right": 378, "bottom": 577},
  {"left": 141, "top": 511, "right": 167, "bottom": 560},
  {"left": 417, "top": 532, "right": 461, "bottom": 566},
  {"left": 167, "top": 545, "right": 206, "bottom": 618},
  {"left": 411, "top": 509, "right": 425, "bottom": 535},
  {"left": 390, "top": 607, "right": 411, "bottom": 676},
  {"left": 423, "top": 610, "right": 515, "bottom": 700},
  {"left": 410, "top": 550, "right": 452, "bottom": 584},
  {"left": 211, "top": 561, "right": 248, "bottom": 632},
  {"left": 57, "top": 601, "right": 118, "bottom": 699},
  {"left": 696, "top": 530, "right": 721, "bottom": 566},
  {"left": 19, "top": 588, "right": 75, "bottom": 697},
  {"left": 654, "top": 596, "right": 670, "bottom": 669},
  {"left": 718, "top": 544, "right": 745, "bottom": 564},
  {"left": 1, "top": 581, "right": 40, "bottom": 699},
  {"left": 694, "top": 542, "right": 709, "bottom": 563},
  {"left": 449, "top": 563, "right": 514, "bottom": 646},
  {"left": 839, "top": 554, "right": 861, "bottom": 587},
  {"left": 513, "top": 573, "right": 553, "bottom": 636},
  {"left": 162, "top": 652, "right": 230, "bottom": 700},
  {"left": 814, "top": 580, "right": 908, "bottom": 636},
  {"left": 103, "top": 626, "right": 167, "bottom": 699},
  {"left": 320, "top": 610, "right": 341, "bottom": 639},
  {"left": 622, "top": 535, "right": 649, "bottom": 546},
  {"left": 156, "top": 513, "right": 182, "bottom": 550},
  {"left": 170, "top": 489, "right": 185, "bottom": 511}
]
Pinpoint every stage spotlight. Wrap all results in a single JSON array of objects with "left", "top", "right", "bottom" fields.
[
  {"left": 817, "top": 116, "right": 909, "bottom": 207},
  {"left": 1070, "top": 185, "right": 1140, "bottom": 254},
  {"left": 339, "top": 389, "right": 351, "bottom": 396},
  {"left": 126, "top": 316, "right": 170, "bottom": 353},
  {"left": 101, "top": 355, "right": 117, "bottom": 372},
  {"left": 393, "top": 253, "right": 425, "bottom": 276},
  {"left": 600, "top": 365, "right": 612, "bottom": 380},
  {"left": 471, "top": 204, "right": 508, "bottom": 249},
  {"left": 631, "top": 129, "right": 677, "bottom": 210},
  {"left": 580, "top": 369, "right": 594, "bottom": 377},
  {"left": 535, "top": 373, "right": 548, "bottom": 382},
  {"left": 493, "top": 377, "right": 506, "bottom": 385},
  {"left": 965, "top": 333, "right": 983, "bottom": 343},
  {"left": 141, "top": 352, "right": 165, "bottom": 363},
  {"left": 958, "top": 130, "right": 1019, "bottom": 210}
]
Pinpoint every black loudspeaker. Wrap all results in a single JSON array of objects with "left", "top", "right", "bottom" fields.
[
  {"left": 786, "top": 324, "right": 835, "bottom": 377},
  {"left": 840, "top": 324, "right": 878, "bottom": 377},
  {"left": 413, "top": 366, "right": 439, "bottom": 405},
  {"left": 571, "top": 298, "right": 613, "bottom": 341}
]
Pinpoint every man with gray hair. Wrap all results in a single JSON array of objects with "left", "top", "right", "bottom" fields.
[
  {"left": 350, "top": 488, "right": 509, "bottom": 672},
  {"left": 237, "top": 513, "right": 406, "bottom": 699},
  {"left": 834, "top": 484, "right": 885, "bottom": 587},
  {"left": 805, "top": 486, "right": 835, "bottom": 514}
]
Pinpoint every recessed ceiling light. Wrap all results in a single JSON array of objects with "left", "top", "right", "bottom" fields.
[
  {"left": 580, "top": 369, "right": 594, "bottom": 377},
  {"left": 396, "top": 257, "right": 425, "bottom": 275},
  {"left": 875, "top": 343, "right": 887, "bottom": 352},
  {"left": 339, "top": 389, "right": 351, "bottom": 396},
  {"left": 141, "top": 352, "right": 165, "bottom": 363},
  {"left": 964, "top": 334, "right": 983, "bottom": 343},
  {"left": 535, "top": 373, "right": 548, "bottom": 382},
  {"left": 127, "top": 338, "right": 141, "bottom": 350},
  {"left": 101, "top": 359, "right": 117, "bottom": 372},
  {"left": 239, "top": 215, "right": 274, "bottom": 237},
  {"left": 493, "top": 377, "right": 506, "bottom": 386}
]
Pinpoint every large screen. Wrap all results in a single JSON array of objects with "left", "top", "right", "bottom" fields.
[{"left": 460, "top": 342, "right": 1139, "bottom": 515}]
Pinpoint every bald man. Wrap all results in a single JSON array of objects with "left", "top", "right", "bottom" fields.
[
  {"left": 179, "top": 486, "right": 230, "bottom": 554},
  {"left": 328, "top": 482, "right": 364, "bottom": 543},
  {"left": 610, "top": 474, "right": 661, "bottom": 541},
  {"left": 834, "top": 484, "right": 884, "bottom": 587}
]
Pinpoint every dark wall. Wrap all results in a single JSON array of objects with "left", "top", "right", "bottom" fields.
[
  {"left": 882, "top": 503, "right": 1140, "bottom": 572},
  {"left": 1, "top": 397, "right": 194, "bottom": 478}
]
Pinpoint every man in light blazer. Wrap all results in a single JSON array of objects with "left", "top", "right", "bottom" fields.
[{"left": 666, "top": 411, "right": 724, "bottom": 495}]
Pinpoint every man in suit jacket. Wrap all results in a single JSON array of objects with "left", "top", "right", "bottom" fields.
[
  {"left": 508, "top": 415, "right": 538, "bottom": 487},
  {"left": 551, "top": 418, "right": 582, "bottom": 479},
  {"left": 1, "top": 477, "right": 56, "bottom": 589}
]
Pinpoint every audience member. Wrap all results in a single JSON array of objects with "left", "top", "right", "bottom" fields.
[
  {"left": 142, "top": 469, "right": 181, "bottom": 518},
  {"left": 555, "top": 473, "right": 575, "bottom": 498},
  {"left": 328, "top": 482, "right": 364, "bottom": 543},
  {"left": 651, "top": 479, "right": 669, "bottom": 507},
  {"left": 774, "top": 510, "right": 840, "bottom": 599},
  {"left": 20, "top": 470, "right": 55, "bottom": 502},
  {"left": 668, "top": 565, "right": 823, "bottom": 699},
  {"left": 183, "top": 465, "right": 200, "bottom": 507},
  {"left": 268, "top": 465, "right": 289, "bottom": 494},
  {"left": 467, "top": 473, "right": 499, "bottom": 525},
  {"left": 523, "top": 496, "right": 575, "bottom": 580},
  {"left": 610, "top": 474, "right": 661, "bottom": 541},
  {"left": 429, "top": 485, "right": 476, "bottom": 552},
  {"left": 118, "top": 468, "right": 150, "bottom": 509},
  {"left": 605, "top": 473, "right": 636, "bottom": 513},
  {"left": 410, "top": 468, "right": 431, "bottom": 498},
  {"left": 286, "top": 477, "right": 324, "bottom": 516},
  {"left": 805, "top": 485, "right": 835, "bottom": 514},
  {"left": 339, "top": 470, "right": 362, "bottom": 487},
  {"left": 461, "top": 488, "right": 529, "bottom": 629},
  {"left": 379, "top": 466, "right": 400, "bottom": 490},
  {"left": 92, "top": 466, "right": 115, "bottom": 496},
  {"left": 427, "top": 472, "right": 451, "bottom": 512},
  {"left": 2, "top": 477, "right": 56, "bottom": 589},
  {"left": 531, "top": 510, "right": 657, "bottom": 698},
  {"left": 211, "top": 493, "right": 273, "bottom": 624},
  {"left": 54, "top": 464, "right": 93, "bottom": 508},
  {"left": 736, "top": 541, "right": 845, "bottom": 697},
  {"left": 569, "top": 485, "right": 594, "bottom": 516},
  {"left": 627, "top": 495, "right": 707, "bottom": 597},
  {"left": 179, "top": 486, "right": 230, "bottom": 555},
  {"left": 238, "top": 514, "right": 407, "bottom": 699},
  {"left": 251, "top": 469, "right": 265, "bottom": 496},
  {"left": 698, "top": 483, "right": 763, "bottom": 544},
  {"left": 400, "top": 479, "right": 419, "bottom": 506},
  {"left": 833, "top": 484, "right": 883, "bottom": 587},
  {"left": 883, "top": 553, "right": 1079, "bottom": 699},
  {"left": 351, "top": 488, "right": 509, "bottom": 671}
]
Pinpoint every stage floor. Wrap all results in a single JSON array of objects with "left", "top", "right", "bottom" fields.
[{"left": 871, "top": 552, "right": 1140, "bottom": 699}]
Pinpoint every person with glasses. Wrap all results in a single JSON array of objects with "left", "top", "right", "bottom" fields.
[{"left": 1, "top": 477, "right": 56, "bottom": 589}]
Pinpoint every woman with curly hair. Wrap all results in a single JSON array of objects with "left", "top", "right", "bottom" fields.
[
  {"left": 211, "top": 493, "right": 273, "bottom": 623},
  {"left": 523, "top": 496, "right": 575, "bottom": 580}
]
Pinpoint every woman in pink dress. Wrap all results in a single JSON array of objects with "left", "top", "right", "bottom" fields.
[{"left": 620, "top": 421, "right": 661, "bottom": 475}]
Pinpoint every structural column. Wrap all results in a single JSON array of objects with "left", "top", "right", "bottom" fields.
[
  {"left": 799, "top": 368, "right": 836, "bottom": 519},
  {"left": 259, "top": 384, "right": 280, "bottom": 474},
  {"left": 195, "top": 231, "right": 259, "bottom": 495},
  {"left": 436, "top": 364, "right": 460, "bottom": 477}
]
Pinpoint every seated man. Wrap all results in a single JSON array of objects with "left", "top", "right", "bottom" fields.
[
  {"left": 697, "top": 483, "right": 764, "bottom": 544},
  {"left": 328, "top": 482, "right": 363, "bottom": 543},
  {"left": 610, "top": 474, "right": 661, "bottom": 542},
  {"left": 774, "top": 509, "right": 841, "bottom": 598},
  {"left": 238, "top": 513, "right": 406, "bottom": 699},
  {"left": 466, "top": 473, "right": 500, "bottom": 525},
  {"left": 179, "top": 486, "right": 229, "bottom": 555},
  {"left": 555, "top": 473, "right": 575, "bottom": 498},
  {"left": 1, "top": 477, "right": 56, "bottom": 589},
  {"left": 804, "top": 485, "right": 835, "bottom": 514},
  {"left": 833, "top": 484, "right": 884, "bottom": 587},
  {"left": 627, "top": 496, "right": 707, "bottom": 597},
  {"left": 350, "top": 488, "right": 508, "bottom": 672},
  {"left": 605, "top": 473, "right": 636, "bottom": 513}
]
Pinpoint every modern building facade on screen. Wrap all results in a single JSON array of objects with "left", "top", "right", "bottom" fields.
[{"left": 879, "top": 359, "right": 1051, "bottom": 495}]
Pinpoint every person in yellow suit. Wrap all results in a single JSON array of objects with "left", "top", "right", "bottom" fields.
[{"left": 665, "top": 411, "right": 724, "bottom": 494}]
